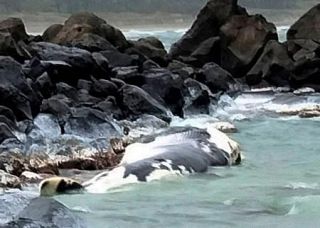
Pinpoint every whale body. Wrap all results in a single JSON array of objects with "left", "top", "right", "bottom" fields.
[{"left": 40, "top": 126, "right": 241, "bottom": 195}]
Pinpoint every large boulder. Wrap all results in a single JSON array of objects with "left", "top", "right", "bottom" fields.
[
  {"left": 195, "top": 62, "right": 240, "bottom": 93},
  {"left": 118, "top": 84, "right": 171, "bottom": 122},
  {"left": 6, "top": 197, "right": 87, "bottom": 228},
  {"left": 28, "top": 42, "right": 101, "bottom": 84},
  {"left": 47, "top": 12, "right": 128, "bottom": 50},
  {"left": 169, "top": 0, "right": 246, "bottom": 59},
  {"left": 220, "top": 14, "right": 278, "bottom": 76},
  {"left": 287, "top": 4, "right": 320, "bottom": 42},
  {"left": 0, "top": 18, "right": 29, "bottom": 41},
  {"left": 246, "top": 40, "right": 294, "bottom": 87},
  {"left": 141, "top": 68, "right": 185, "bottom": 117},
  {"left": 128, "top": 37, "right": 167, "bottom": 66}
]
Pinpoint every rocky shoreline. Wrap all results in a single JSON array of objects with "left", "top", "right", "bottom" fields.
[{"left": 0, "top": 0, "right": 320, "bottom": 190}]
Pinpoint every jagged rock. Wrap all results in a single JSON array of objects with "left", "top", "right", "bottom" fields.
[
  {"left": 49, "top": 12, "right": 128, "bottom": 50},
  {"left": 0, "top": 18, "right": 29, "bottom": 41},
  {"left": 0, "top": 56, "right": 40, "bottom": 118},
  {"left": 77, "top": 79, "right": 92, "bottom": 91},
  {"left": 34, "top": 72, "right": 55, "bottom": 98},
  {"left": 0, "top": 170, "right": 21, "bottom": 188},
  {"left": 220, "top": 14, "right": 278, "bottom": 76},
  {"left": 90, "top": 78, "right": 118, "bottom": 98},
  {"left": 287, "top": 4, "right": 320, "bottom": 41},
  {"left": 183, "top": 78, "right": 212, "bottom": 115},
  {"left": 113, "top": 66, "right": 144, "bottom": 86},
  {"left": 246, "top": 40, "right": 294, "bottom": 86},
  {"left": 70, "top": 33, "right": 117, "bottom": 52},
  {"left": 0, "top": 123, "right": 16, "bottom": 144},
  {"left": 94, "top": 97, "right": 123, "bottom": 119},
  {"left": 287, "top": 39, "right": 320, "bottom": 62},
  {"left": 64, "top": 107, "right": 122, "bottom": 139},
  {"left": 129, "top": 37, "right": 167, "bottom": 66},
  {"left": 100, "top": 49, "right": 138, "bottom": 68},
  {"left": 118, "top": 84, "right": 170, "bottom": 122},
  {"left": 0, "top": 106, "right": 16, "bottom": 123},
  {"left": 170, "top": 0, "right": 246, "bottom": 59},
  {"left": 28, "top": 42, "right": 96, "bottom": 84},
  {"left": 196, "top": 62, "right": 239, "bottom": 93},
  {"left": 6, "top": 197, "right": 87, "bottom": 228},
  {"left": 141, "top": 68, "right": 185, "bottom": 117}
]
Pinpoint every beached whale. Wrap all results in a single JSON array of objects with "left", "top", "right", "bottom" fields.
[{"left": 40, "top": 126, "right": 242, "bottom": 196}]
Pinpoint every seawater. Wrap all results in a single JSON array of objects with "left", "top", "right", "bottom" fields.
[{"left": 57, "top": 117, "right": 320, "bottom": 227}]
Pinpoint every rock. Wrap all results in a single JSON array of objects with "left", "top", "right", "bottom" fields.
[
  {"left": 113, "top": 66, "right": 144, "bottom": 86},
  {"left": 50, "top": 12, "right": 128, "bottom": 50},
  {"left": 64, "top": 107, "right": 122, "bottom": 139},
  {"left": 0, "top": 106, "right": 16, "bottom": 123},
  {"left": 19, "top": 171, "right": 43, "bottom": 183},
  {"left": 142, "top": 59, "right": 160, "bottom": 71},
  {"left": 212, "top": 122, "right": 238, "bottom": 133},
  {"left": 100, "top": 49, "right": 138, "bottom": 68},
  {"left": 91, "top": 52, "right": 112, "bottom": 78},
  {"left": 182, "top": 36, "right": 221, "bottom": 67},
  {"left": 28, "top": 42, "right": 96, "bottom": 84},
  {"left": 183, "top": 78, "right": 212, "bottom": 115},
  {"left": 0, "top": 170, "right": 21, "bottom": 188},
  {"left": 77, "top": 79, "right": 92, "bottom": 91},
  {"left": 129, "top": 37, "right": 167, "bottom": 66},
  {"left": 0, "top": 17, "right": 29, "bottom": 41},
  {"left": 34, "top": 72, "right": 55, "bottom": 99},
  {"left": 141, "top": 68, "right": 185, "bottom": 117},
  {"left": 94, "top": 98, "right": 123, "bottom": 119},
  {"left": 291, "top": 58, "right": 320, "bottom": 90},
  {"left": 246, "top": 40, "right": 294, "bottom": 86},
  {"left": 287, "top": 4, "right": 320, "bottom": 42},
  {"left": 169, "top": 0, "right": 246, "bottom": 59},
  {"left": 42, "top": 24, "right": 63, "bottom": 42},
  {"left": 196, "top": 62, "right": 239, "bottom": 93},
  {"left": 118, "top": 84, "right": 171, "bottom": 122},
  {"left": 70, "top": 33, "right": 117, "bottom": 52},
  {"left": 0, "top": 56, "right": 40, "bottom": 119},
  {"left": 6, "top": 197, "right": 87, "bottom": 228},
  {"left": 0, "top": 122, "right": 16, "bottom": 143},
  {"left": 90, "top": 78, "right": 118, "bottom": 98},
  {"left": 293, "top": 87, "right": 316, "bottom": 95},
  {"left": 299, "top": 110, "right": 320, "bottom": 118},
  {"left": 0, "top": 84, "right": 33, "bottom": 121},
  {"left": 287, "top": 39, "right": 320, "bottom": 62},
  {"left": 220, "top": 14, "right": 278, "bottom": 75}
]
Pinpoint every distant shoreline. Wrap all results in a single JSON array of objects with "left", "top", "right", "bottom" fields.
[{"left": 0, "top": 9, "right": 308, "bottom": 35}]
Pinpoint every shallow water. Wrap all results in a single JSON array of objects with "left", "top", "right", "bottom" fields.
[{"left": 57, "top": 117, "right": 320, "bottom": 227}]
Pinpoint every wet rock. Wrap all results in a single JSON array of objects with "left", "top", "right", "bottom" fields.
[
  {"left": 34, "top": 72, "right": 55, "bottom": 98},
  {"left": 50, "top": 12, "right": 128, "bottom": 50},
  {"left": 20, "top": 171, "right": 43, "bottom": 183},
  {"left": 246, "top": 40, "right": 294, "bottom": 87},
  {"left": 92, "top": 52, "right": 112, "bottom": 78},
  {"left": 0, "top": 56, "right": 40, "bottom": 118},
  {"left": 33, "top": 113, "right": 61, "bottom": 139},
  {"left": 77, "top": 79, "right": 92, "bottom": 91},
  {"left": 94, "top": 98, "right": 123, "bottom": 119},
  {"left": 220, "top": 14, "right": 278, "bottom": 75},
  {"left": 6, "top": 197, "right": 87, "bottom": 228},
  {"left": 287, "top": 4, "right": 320, "bottom": 42},
  {"left": 28, "top": 42, "right": 96, "bottom": 84},
  {"left": 196, "top": 62, "right": 239, "bottom": 93},
  {"left": 90, "top": 78, "right": 118, "bottom": 98},
  {"left": 100, "top": 49, "right": 138, "bottom": 68},
  {"left": 212, "top": 122, "right": 238, "bottom": 133},
  {"left": 183, "top": 78, "right": 212, "bottom": 115},
  {"left": 0, "top": 106, "right": 16, "bottom": 123},
  {"left": 64, "top": 107, "right": 122, "bottom": 139},
  {"left": 170, "top": 0, "right": 246, "bottom": 59},
  {"left": 129, "top": 37, "right": 167, "bottom": 66},
  {"left": 70, "top": 33, "right": 117, "bottom": 52},
  {"left": 113, "top": 66, "right": 144, "bottom": 86},
  {"left": 141, "top": 68, "right": 185, "bottom": 117},
  {"left": 291, "top": 58, "right": 320, "bottom": 90},
  {"left": 118, "top": 84, "right": 171, "bottom": 122},
  {"left": 0, "top": 170, "right": 21, "bottom": 188}
]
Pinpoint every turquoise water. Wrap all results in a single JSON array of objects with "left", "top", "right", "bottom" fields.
[{"left": 57, "top": 117, "right": 320, "bottom": 227}]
